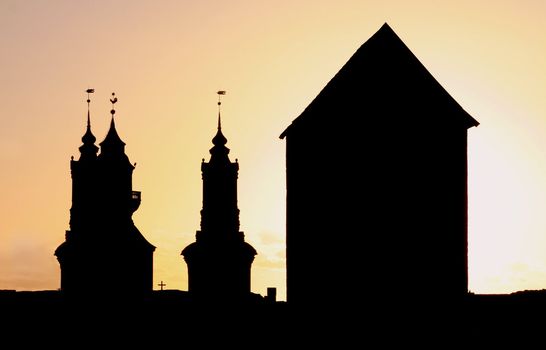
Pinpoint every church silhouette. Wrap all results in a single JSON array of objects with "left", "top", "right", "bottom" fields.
[{"left": 55, "top": 92, "right": 155, "bottom": 296}]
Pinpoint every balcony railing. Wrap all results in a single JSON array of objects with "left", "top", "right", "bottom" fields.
[{"left": 130, "top": 191, "right": 141, "bottom": 212}]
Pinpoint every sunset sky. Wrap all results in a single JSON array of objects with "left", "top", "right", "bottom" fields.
[{"left": 2, "top": 0, "right": 546, "bottom": 300}]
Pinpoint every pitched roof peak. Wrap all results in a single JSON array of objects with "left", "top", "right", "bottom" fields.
[
  {"left": 370, "top": 22, "right": 403, "bottom": 45},
  {"left": 280, "top": 23, "right": 479, "bottom": 138},
  {"left": 380, "top": 22, "right": 393, "bottom": 31}
]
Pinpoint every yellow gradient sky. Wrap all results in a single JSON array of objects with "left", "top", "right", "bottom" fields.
[{"left": 1, "top": 0, "right": 546, "bottom": 299}]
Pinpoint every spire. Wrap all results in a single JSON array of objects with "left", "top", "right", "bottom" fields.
[
  {"left": 79, "top": 89, "right": 98, "bottom": 160},
  {"left": 99, "top": 92, "right": 126, "bottom": 155},
  {"left": 218, "top": 91, "right": 223, "bottom": 129},
  {"left": 81, "top": 89, "right": 96, "bottom": 144},
  {"left": 212, "top": 90, "right": 227, "bottom": 146},
  {"left": 210, "top": 91, "right": 229, "bottom": 160}
]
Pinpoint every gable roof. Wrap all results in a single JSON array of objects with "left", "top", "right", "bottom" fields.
[{"left": 280, "top": 23, "right": 479, "bottom": 139}]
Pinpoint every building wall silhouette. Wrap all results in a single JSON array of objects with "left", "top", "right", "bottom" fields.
[
  {"left": 280, "top": 23, "right": 479, "bottom": 305},
  {"left": 55, "top": 97, "right": 155, "bottom": 295},
  {"left": 182, "top": 111, "right": 257, "bottom": 301}
]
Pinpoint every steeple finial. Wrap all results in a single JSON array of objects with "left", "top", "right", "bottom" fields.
[
  {"left": 212, "top": 91, "right": 228, "bottom": 148},
  {"left": 217, "top": 90, "right": 226, "bottom": 130},
  {"left": 110, "top": 92, "right": 118, "bottom": 118},
  {"left": 86, "top": 88, "right": 94, "bottom": 127}
]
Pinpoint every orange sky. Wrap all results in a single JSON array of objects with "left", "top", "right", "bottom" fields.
[{"left": 1, "top": 0, "right": 546, "bottom": 299}]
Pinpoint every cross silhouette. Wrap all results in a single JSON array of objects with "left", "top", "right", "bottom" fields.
[{"left": 158, "top": 281, "right": 166, "bottom": 291}]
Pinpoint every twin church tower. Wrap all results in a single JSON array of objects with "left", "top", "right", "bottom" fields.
[{"left": 55, "top": 90, "right": 256, "bottom": 300}]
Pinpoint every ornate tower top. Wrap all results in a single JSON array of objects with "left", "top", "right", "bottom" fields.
[
  {"left": 210, "top": 91, "right": 230, "bottom": 163},
  {"left": 99, "top": 92, "right": 126, "bottom": 155},
  {"left": 78, "top": 88, "right": 99, "bottom": 160},
  {"left": 199, "top": 90, "right": 241, "bottom": 235}
]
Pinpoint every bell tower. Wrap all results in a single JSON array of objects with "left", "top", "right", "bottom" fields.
[
  {"left": 55, "top": 90, "right": 155, "bottom": 296},
  {"left": 182, "top": 91, "right": 257, "bottom": 301}
]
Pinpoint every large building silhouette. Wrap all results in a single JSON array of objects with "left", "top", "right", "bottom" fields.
[
  {"left": 55, "top": 92, "right": 155, "bottom": 295},
  {"left": 280, "top": 23, "right": 479, "bottom": 305},
  {"left": 182, "top": 94, "right": 257, "bottom": 301}
]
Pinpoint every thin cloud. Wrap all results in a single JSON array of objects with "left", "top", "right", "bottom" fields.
[
  {"left": 253, "top": 254, "right": 284, "bottom": 269},
  {"left": 257, "top": 230, "right": 283, "bottom": 245}
]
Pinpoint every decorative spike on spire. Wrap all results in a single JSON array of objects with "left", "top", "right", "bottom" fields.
[
  {"left": 212, "top": 91, "right": 228, "bottom": 148},
  {"left": 82, "top": 88, "right": 96, "bottom": 144},
  {"left": 79, "top": 88, "right": 98, "bottom": 159},
  {"left": 110, "top": 92, "right": 118, "bottom": 118},
  {"left": 217, "top": 90, "right": 226, "bottom": 130},
  {"left": 86, "top": 88, "right": 94, "bottom": 127}
]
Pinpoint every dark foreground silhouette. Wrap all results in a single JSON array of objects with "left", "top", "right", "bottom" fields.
[{"left": 0, "top": 290, "right": 544, "bottom": 343}]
